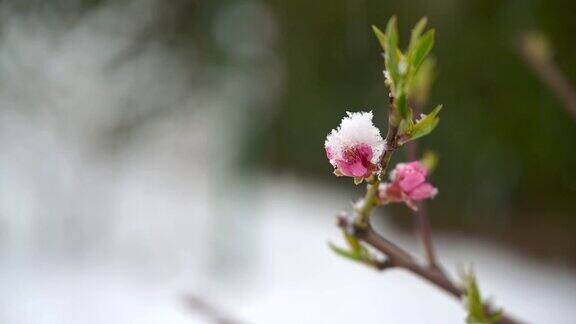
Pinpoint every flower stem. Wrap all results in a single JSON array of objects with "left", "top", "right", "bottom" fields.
[
  {"left": 355, "top": 94, "right": 399, "bottom": 227},
  {"left": 356, "top": 179, "right": 380, "bottom": 227}
]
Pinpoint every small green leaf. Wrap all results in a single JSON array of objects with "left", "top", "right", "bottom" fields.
[
  {"left": 410, "top": 118, "right": 439, "bottom": 142},
  {"left": 344, "top": 234, "right": 362, "bottom": 253},
  {"left": 409, "top": 17, "right": 428, "bottom": 52},
  {"left": 400, "top": 104, "right": 442, "bottom": 144},
  {"left": 462, "top": 269, "right": 503, "bottom": 324},
  {"left": 397, "top": 116, "right": 414, "bottom": 135},
  {"left": 385, "top": 16, "right": 399, "bottom": 83},
  {"left": 328, "top": 242, "right": 362, "bottom": 262},
  {"left": 411, "top": 29, "right": 435, "bottom": 73},
  {"left": 372, "top": 25, "right": 387, "bottom": 52}
]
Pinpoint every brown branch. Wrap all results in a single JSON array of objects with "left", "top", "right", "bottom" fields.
[
  {"left": 407, "top": 100, "right": 438, "bottom": 267},
  {"left": 379, "top": 93, "right": 400, "bottom": 176},
  {"left": 336, "top": 216, "right": 522, "bottom": 324},
  {"left": 406, "top": 101, "right": 436, "bottom": 268},
  {"left": 414, "top": 202, "right": 438, "bottom": 267}
]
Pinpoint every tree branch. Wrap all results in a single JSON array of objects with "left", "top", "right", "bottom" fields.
[
  {"left": 407, "top": 100, "right": 438, "bottom": 267},
  {"left": 340, "top": 89, "right": 519, "bottom": 320},
  {"left": 415, "top": 202, "right": 437, "bottom": 267},
  {"left": 336, "top": 216, "right": 522, "bottom": 324}
]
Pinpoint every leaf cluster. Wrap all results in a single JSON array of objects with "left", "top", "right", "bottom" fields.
[{"left": 372, "top": 17, "right": 441, "bottom": 142}]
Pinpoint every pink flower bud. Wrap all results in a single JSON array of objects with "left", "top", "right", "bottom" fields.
[
  {"left": 378, "top": 161, "right": 438, "bottom": 210},
  {"left": 325, "top": 111, "right": 384, "bottom": 181}
]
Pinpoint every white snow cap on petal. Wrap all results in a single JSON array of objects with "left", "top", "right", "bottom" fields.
[{"left": 324, "top": 111, "right": 384, "bottom": 165}]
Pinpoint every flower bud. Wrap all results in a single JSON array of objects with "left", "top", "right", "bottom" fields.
[
  {"left": 325, "top": 111, "right": 384, "bottom": 182},
  {"left": 378, "top": 161, "right": 438, "bottom": 210}
]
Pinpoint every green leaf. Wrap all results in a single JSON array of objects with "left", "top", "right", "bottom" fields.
[
  {"left": 410, "top": 29, "right": 435, "bottom": 73},
  {"left": 400, "top": 104, "right": 442, "bottom": 144},
  {"left": 328, "top": 242, "right": 362, "bottom": 262},
  {"left": 344, "top": 234, "right": 362, "bottom": 254},
  {"left": 384, "top": 16, "right": 399, "bottom": 83},
  {"left": 465, "top": 274, "right": 485, "bottom": 321},
  {"left": 463, "top": 269, "right": 503, "bottom": 324},
  {"left": 397, "top": 116, "right": 414, "bottom": 135},
  {"left": 408, "top": 17, "right": 428, "bottom": 52},
  {"left": 372, "top": 25, "right": 387, "bottom": 52},
  {"left": 464, "top": 273, "right": 484, "bottom": 323}
]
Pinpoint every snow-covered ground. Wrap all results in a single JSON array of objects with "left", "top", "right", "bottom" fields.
[{"left": 1, "top": 177, "right": 575, "bottom": 324}]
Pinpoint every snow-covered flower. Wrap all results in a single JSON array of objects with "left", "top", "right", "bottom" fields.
[
  {"left": 378, "top": 161, "right": 438, "bottom": 210},
  {"left": 325, "top": 111, "right": 384, "bottom": 182}
]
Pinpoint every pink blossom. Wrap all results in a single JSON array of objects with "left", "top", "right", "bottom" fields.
[
  {"left": 378, "top": 161, "right": 438, "bottom": 210},
  {"left": 325, "top": 112, "right": 384, "bottom": 181},
  {"left": 333, "top": 144, "right": 379, "bottom": 178}
]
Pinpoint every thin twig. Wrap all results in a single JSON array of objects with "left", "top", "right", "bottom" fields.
[
  {"left": 407, "top": 100, "right": 438, "bottom": 267},
  {"left": 519, "top": 33, "right": 576, "bottom": 122},
  {"left": 414, "top": 202, "right": 438, "bottom": 267}
]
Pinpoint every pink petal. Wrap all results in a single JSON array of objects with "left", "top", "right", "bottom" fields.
[
  {"left": 336, "top": 159, "right": 368, "bottom": 177},
  {"left": 406, "top": 161, "right": 428, "bottom": 177},
  {"left": 399, "top": 173, "right": 426, "bottom": 191},
  {"left": 407, "top": 183, "right": 438, "bottom": 201},
  {"left": 334, "top": 144, "right": 377, "bottom": 178},
  {"left": 356, "top": 144, "right": 374, "bottom": 164},
  {"left": 378, "top": 182, "right": 403, "bottom": 202}
]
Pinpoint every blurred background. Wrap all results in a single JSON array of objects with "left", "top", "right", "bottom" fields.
[{"left": 0, "top": 0, "right": 575, "bottom": 323}]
